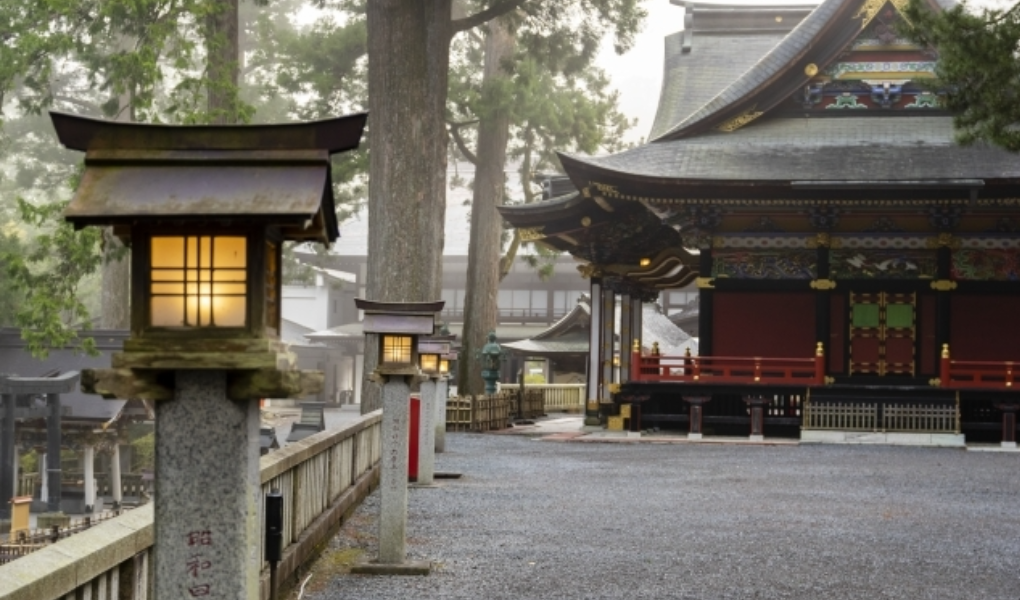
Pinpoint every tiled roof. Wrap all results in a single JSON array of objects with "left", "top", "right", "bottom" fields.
[
  {"left": 569, "top": 117, "right": 1020, "bottom": 182},
  {"left": 654, "top": 0, "right": 845, "bottom": 141},
  {"left": 649, "top": 29, "right": 791, "bottom": 140}
]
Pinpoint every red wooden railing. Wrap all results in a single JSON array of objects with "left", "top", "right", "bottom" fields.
[
  {"left": 940, "top": 345, "right": 1018, "bottom": 389},
  {"left": 630, "top": 345, "right": 825, "bottom": 386}
]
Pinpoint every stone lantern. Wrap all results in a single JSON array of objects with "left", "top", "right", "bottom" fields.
[
  {"left": 352, "top": 299, "right": 443, "bottom": 575},
  {"left": 480, "top": 331, "right": 504, "bottom": 395},
  {"left": 415, "top": 335, "right": 452, "bottom": 485},
  {"left": 51, "top": 110, "right": 366, "bottom": 599}
]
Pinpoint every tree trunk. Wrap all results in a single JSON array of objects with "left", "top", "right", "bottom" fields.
[
  {"left": 458, "top": 17, "right": 515, "bottom": 396},
  {"left": 99, "top": 36, "right": 136, "bottom": 331},
  {"left": 100, "top": 229, "right": 130, "bottom": 329},
  {"left": 206, "top": 0, "right": 239, "bottom": 124},
  {"left": 361, "top": 0, "right": 451, "bottom": 413}
]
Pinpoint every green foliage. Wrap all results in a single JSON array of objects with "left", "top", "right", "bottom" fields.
[
  {"left": 0, "top": 229, "right": 26, "bottom": 326},
  {"left": 1, "top": 197, "right": 102, "bottom": 357},
  {"left": 20, "top": 451, "right": 38, "bottom": 474},
  {"left": 903, "top": 0, "right": 1020, "bottom": 151},
  {"left": 130, "top": 431, "right": 155, "bottom": 472}
]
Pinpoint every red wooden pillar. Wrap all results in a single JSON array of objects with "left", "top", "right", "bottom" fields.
[
  {"left": 408, "top": 394, "right": 420, "bottom": 481},
  {"left": 630, "top": 340, "right": 642, "bottom": 382}
]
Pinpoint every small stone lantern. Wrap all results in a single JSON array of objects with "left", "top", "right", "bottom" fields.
[
  {"left": 352, "top": 299, "right": 443, "bottom": 575},
  {"left": 51, "top": 110, "right": 367, "bottom": 600}
]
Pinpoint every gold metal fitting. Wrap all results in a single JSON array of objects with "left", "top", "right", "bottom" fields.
[
  {"left": 816, "top": 341, "right": 824, "bottom": 356},
  {"left": 941, "top": 343, "right": 950, "bottom": 359},
  {"left": 632, "top": 339, "right": 641, "bottom": 352}
]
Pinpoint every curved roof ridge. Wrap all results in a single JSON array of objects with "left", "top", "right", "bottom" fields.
[{"left": 651, "top": 0, "right": 847, "bottom": 142}]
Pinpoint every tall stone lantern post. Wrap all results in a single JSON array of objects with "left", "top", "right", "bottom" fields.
[
  {"left": 415, "top": 335, "right": 451, "bottom": 485},
  {"left": 50, "top": 111, "right": 366, "bottom": 600},
  {"left": 351, "top": 299, "right": 443, "bottom": 576}
]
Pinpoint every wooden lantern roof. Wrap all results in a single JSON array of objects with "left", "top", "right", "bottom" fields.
[{"left": 51, "top": 111, "right": 368, "bottom": 245}]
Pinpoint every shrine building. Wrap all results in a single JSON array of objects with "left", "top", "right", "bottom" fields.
[{"left": 498, "top": 0, "right": 1020, "bottom": 446}]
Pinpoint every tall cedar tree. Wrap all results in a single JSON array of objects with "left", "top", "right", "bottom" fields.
[
  {"left": 450, "top": 2, "right": 641, "bottom": 395},
  {"left": 903, "top": 0, "right": 1020, "bottom": 151}
]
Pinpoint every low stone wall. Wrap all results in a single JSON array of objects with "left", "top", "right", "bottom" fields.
[{"left": 0, "top": 410, "right": 383, "bottom": 600}]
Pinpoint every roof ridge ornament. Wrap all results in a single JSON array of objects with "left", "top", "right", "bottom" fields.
[{"left": 855, "top": 0, "right": 912, "bottom": 30}]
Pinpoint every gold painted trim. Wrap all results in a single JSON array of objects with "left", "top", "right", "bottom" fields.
[
  {"left": 518, "top": 227, "right": 546, "bottom": 242},
  {"left": 855, "top": 0, "right": 911, "bottom": 29},
  {"left": 696, "top": 277, "right": 715, "bottom": 289},
  {"left": 930, "top": 280, "right": 957, "bottom": 292},
  {"left": 805, "top": 232, "right": 833, "bottom": 249},
  {"left": 592, "top": 182, "right": 618, "bottom": 196},
  {"left": 717, "top": 106, "right": 764, "bottom": 133},
  {"left": 592, "top": 196, "right": 615, "bottom": 213},
  {"left": 810, "top": 279, "right": 837, "bottom": 290},
  {"left": 926, "top": 233, "right": 961, "bottom": 249},
  {"left": 608, "top": 383, "right": 621, "bottom": 394},
  {"left": 577, "top": 263, "right": 602, "bottom": 279}
]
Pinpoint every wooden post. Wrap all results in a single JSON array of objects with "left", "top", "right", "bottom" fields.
[
  {"left": 743, "top": 395, "right": 768, "bottom": 442},
  {"left": 684, "top": 396, "right": 710, "bottom": 440},
  {"left": 995, "top": 403, "right": 1018, "bottom": 449},
  {"left": 940, "top": 343, "right": 950, "bottom": 386},
  {"left": 815, "top": 342, "right": 825, "bottom": 384}
]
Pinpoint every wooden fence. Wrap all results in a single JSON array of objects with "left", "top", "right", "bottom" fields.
[
  {"left": 446, "top": 389, "right": 544, "bottom": 432},
  {"left": 803, "top": 401, "right": 958, "bottom": 433},
  {"left": 0, "top": 410, "right": 383, "bottom": 600},
  {"left": 499, "top": 383, "right": 585, "bottom": 412},
  {"left": 17, "top": 473, "right": 151, "bottom": 503}
]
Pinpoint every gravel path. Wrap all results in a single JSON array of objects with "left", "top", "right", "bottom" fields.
[{"left": 305, "top": 434, "right": 1020, "bottom": 600}]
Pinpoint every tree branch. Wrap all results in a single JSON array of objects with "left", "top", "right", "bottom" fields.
[
  {"left": 52, "top": 94, "right": 102, "bottom": 116},
  {"left": 448, "top": 120, "right": 479, "bottom": 165},
  {"left": 451, "top": 0, "right": 530, "bottom": 34}
]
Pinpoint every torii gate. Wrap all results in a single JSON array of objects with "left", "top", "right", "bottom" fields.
[{"left": 0, "top": 372, "right": 80, "bottom": 519}]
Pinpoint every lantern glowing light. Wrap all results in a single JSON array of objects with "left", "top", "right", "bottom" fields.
[
  {"left": 419, "top": 353, "right": 439, "bottom": 373},
  {"left": 381, "top": 335, "right": 414, "bottom": 366},
  {"left": 149, "top": 236, "right": 248, "bottom": 327}
]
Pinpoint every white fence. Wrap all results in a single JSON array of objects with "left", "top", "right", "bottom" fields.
[
  {"left": 499, "top": 383, "right": 585, "bottom": 412},
  {"left": 0, "top": 410, "right": 383, "bottom": 600}
]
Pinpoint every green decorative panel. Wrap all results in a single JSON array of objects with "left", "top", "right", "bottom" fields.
[
  {"left": 831, "top": 249, "right": 937, "bottom": 279},
  {"left": 951, "top": 249, "right": 1020, "bottom": 281},
  {"left": 712, "top": 250, "right": 817, "bottom": 279},
  {"left": 852, "top": 303, "right": 880, "bottom": 328},
  {"left": 886, "top": 304, "right": 913, "bottom": 328}
]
